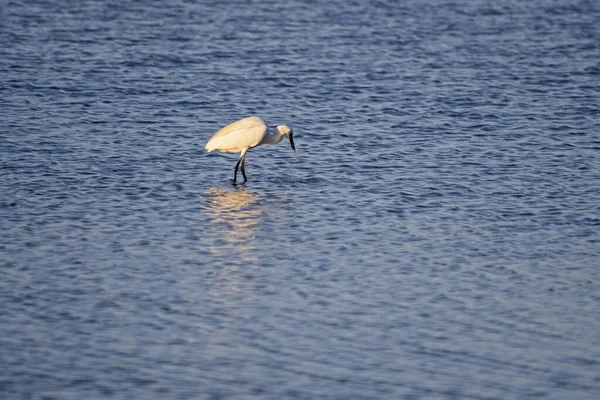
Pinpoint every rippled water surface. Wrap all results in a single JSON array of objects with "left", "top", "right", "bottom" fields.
[{"left": 2, "top": 1, "right": 600, "bottom": 399}]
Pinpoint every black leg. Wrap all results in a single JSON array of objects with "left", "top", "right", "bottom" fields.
[
  {"left": 233, "top": 158, "right": 242, "bottom": 183},
  {"left": 241, "top": 154, "right": 247, "bottom": 182}
]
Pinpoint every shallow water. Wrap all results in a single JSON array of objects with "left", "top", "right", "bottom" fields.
[{"left": 2, "top": 1, "right": 600, "bottom": 399}]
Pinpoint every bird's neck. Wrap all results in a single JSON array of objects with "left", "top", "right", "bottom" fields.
[{"left": 261, "top": 130, "right": 283, "bottom": 145}]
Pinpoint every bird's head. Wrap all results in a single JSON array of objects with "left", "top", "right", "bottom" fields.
[{"left": 276, "top": 125, "right": 295, "bottom": 152}]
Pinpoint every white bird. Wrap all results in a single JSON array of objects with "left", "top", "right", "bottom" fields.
[{"left": 205, "top": 116, "right": 295, "bottom": 183}]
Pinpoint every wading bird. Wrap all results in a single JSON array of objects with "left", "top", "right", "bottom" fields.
[{"left": 205, "top": 116, "right": 295, "bottom": 183}]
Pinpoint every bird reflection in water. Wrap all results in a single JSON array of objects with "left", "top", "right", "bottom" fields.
[
  {"left": 202, "top": 186, "right": 262, "bottom": 265},
  {"left": 202, "top": 186, "right": 263, "bottom": 328}
]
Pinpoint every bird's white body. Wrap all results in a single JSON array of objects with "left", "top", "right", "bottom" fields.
[
  {"left": 205, "top": 116, "right": 271, "bottom": 153},
  {"left": 205, "top": 116, "right": 295, "bottom": 183}
]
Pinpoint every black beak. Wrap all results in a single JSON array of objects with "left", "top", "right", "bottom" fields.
[{"left": 289, "top": 134, "right": 296, "bottom": 153}]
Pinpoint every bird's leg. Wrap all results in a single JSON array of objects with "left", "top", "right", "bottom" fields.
[
  {"left": 240, "top": 153, "right": 248, "bottom": 183},
  {"left": 233, "top": 157, "right": 242, "bottom": 184}
]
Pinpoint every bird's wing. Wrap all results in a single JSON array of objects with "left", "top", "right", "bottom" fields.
[
  {"left": 208, "top": 116, "right": 266, "bottom": 140},
  {"left": 205, "top": 116, "right": 268, "bottom": 152}
]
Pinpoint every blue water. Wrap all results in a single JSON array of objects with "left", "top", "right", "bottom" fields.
[{"left": 2, "top": 1, "right": 600, "bottom": 399}]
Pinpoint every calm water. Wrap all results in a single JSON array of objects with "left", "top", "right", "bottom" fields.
[{"left": 2, "top": 1, "right": 600, "bottom": 399}]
